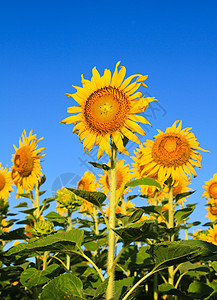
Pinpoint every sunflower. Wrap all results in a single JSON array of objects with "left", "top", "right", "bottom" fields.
[
  {"left": 77, "top": 171, "right": 98, "bottom": 215},
  {"left": 61, "top": 62, "right": 156, "bottom": 159},
  {"left": 203, "top": 173, "right": 217, "bottom": 200},
  {"left": 207, "top": 225, "right": 217, "bottom": 245},
  {"left": 1, "top": 219, "right": 11, "bottom": 233},
  {"left": 11, "top": 130, "right": 45, "bottom": 195},
  {"left": 0, "top": 163, "right": 13, "bottom": 199},
  {"left": 56, "top": 204, "right": 68, "bottom": 216},
  {"left": 134, "top": 120, "right": 209, "bottom": 183},
  {"left": 131, "top": 154, "right": 165, "bottom": 204},
  {"left": 98, "top": 160, "right": 134, "bottom": 200},
  {"left": 104, "top": 200, "right": 135, "bottom": 216},
  {"left": 206, "top": 199, "right": 217, "bottom": 222}
]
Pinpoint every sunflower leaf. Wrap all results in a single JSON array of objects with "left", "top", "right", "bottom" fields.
[
  {"left": 88, "top": 161, "right": 111, "bottom": 171},
  {"left": 125, "top": 178, "right": 161, "bottom": 190},
  {"left": 67, "top": 188, "right": 107, "bottom": 208},
  {"left": 174, "top": 190, "right": 195, "bottom": 203},
  {"left": 40, "top": 274, "right": 86, "bottom": 300},
  {"left": 174, "top": 204, "right": 196, "bottom": 224},
  {"left": 20, "top": 264, "right": 60, "bottom": 289},
  {"left": 13, "top": 202, "right": 29, "bottom": 208}
]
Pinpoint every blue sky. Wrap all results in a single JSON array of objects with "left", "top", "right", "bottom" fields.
[{"left": 1, "top": 0, "right": 217, "bottom": 228}]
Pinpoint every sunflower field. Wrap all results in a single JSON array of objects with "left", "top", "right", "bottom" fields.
[{"left": 1, "top": 62, "right": 217, "bottom": 300}]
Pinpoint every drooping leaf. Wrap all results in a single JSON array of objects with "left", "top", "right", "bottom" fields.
[
  {"left": 40, "top": 273, "right": 86, "bottom": 300},
  {"left": 174, "top": 204, "right": 196, "bottom": 224},
  {"left": 0, "top": 228, "right": 26, "bottom": 240},
  {"left": 174, "top": 191, "right": 195, "bottom": 203},
  {"left": 67, "top": 188, "right": 107, "bottom": 208},
  {"left": 125, "top": 177, "right": 161, "bottom": 190},
  {"left": 158, "top": 283, "right": 189, "bottom": 298},
  {"left": 13, "top": 202, "right": 29, "bottom": 208},
  {"left": 88, "top": 162, "right": 111, "bottom": 171},
  {"left": 20, "top": 264, "right": 60, "bottom": 288}
]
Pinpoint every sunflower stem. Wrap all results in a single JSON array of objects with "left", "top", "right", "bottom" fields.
[
  {"left": 153, "top": 190, "right": 158, "bottom": 300},
  {"left": 35, "top": 184, "right": 40, "bottom": 220},
  {"left": 66, "top": 210, "right": 73, "bottom": 271},
  {"left": 106, "top": 143, "right": 117, "bottom": 300},
  {"left": 168, "top": 179, "right": 174, "bottom": 299}
]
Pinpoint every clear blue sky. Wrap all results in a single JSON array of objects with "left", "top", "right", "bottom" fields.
[{"left": 1, "top": 0, "right": 217, "bottom": 227}]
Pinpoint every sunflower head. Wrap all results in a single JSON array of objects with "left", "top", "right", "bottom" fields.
[
  {"left": 206, "top": 199, "right": 217, "bottom": 222},
  {"left": 208, "top": 225, "right": 217, "bottom": 245},
  {"left": 0, "top": 164, "right": 13, "bottom": 200},
  {"left": 203, "top": 173, "right": 217, "bottom": 200},
  {"left": 61, "top": 62, "right": 156, "bottom": 159},
  {"left": 11, "top": 130, "right": 45, "bottom": 195},
  {"left": 56, "top": 187, "right": 80, "bottom": 211},
  {"left": 99, "top": 159, "right": 134, "bottom": 199},
  {"left": 133, "top": 121, "right": 209, "bottom": 183}
]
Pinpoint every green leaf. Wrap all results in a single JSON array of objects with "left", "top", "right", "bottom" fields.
[
  {"left": 175, "top": 190, "right": 195, "bottom": 203},
  {"left": 125, "top": 177, "right": 161, "bottom": 190},
  {"left": 93, "top": 278, "right": 109, "bottom": 299},
  {"left": 40, "top": 274, "right": 86, "bottom": 300},
  {"left": 67, "top": 188, "right": 106, "bottom": 208},
  {"left": 45, "top": 212, "right": 66, "bottom": 225},
  {"left": 20, "top": 264, "right": 60, "bottom": 288},
  {"left": 174, "top": 204, "right": 196, "bottom": 224},
  {"left": 114, "top": 277, "right": 135, "bottom": 300},
  {"left": 39, "top": 190, "right": 47, "bottom": 196},
  {"left": 13, "top": 202, "right": 29, "bottom": 208},
  {"left": 0, "top": 228, "right": 26, "bottom": 240},
  {"left": 179, "top": 261, "right": 210, "bottom": 274},
  {"left": 39, "top": 175, "right": 46, "bottom": 187},
  {"left": 114, "top": 221, "right": 160, "bottom": 245},
  {"left": 17, "top": 192, "right": 33, "bottom": 199},
  {"left": 188, "top": 282, "right": 213, "bottom": 299},
  {"left": 88, "top": 162, "right": 111, "bottom": 171},
  {"left": 42, "top": 197, "right": 55, "bottom": 205},
  {"left": 6, "top": 229, "right": 84, "bottom": 256},
  {"left": 158, "top": 283, "right": 188, "bottom": 298},
  {"left": 149, "top": 240, "right": 217, "bottom": 271}
]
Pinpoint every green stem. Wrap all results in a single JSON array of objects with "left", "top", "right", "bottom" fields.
[
  {"left": 122, "top": 267, "right": 164, "bottom": 300},
  {"left": 92, "top": 206, "right": 99, "bottom": 235},
  {"left": 35, "top": 185, "right": 40, "bottom": 220},
  {"left": 168, "top": 180, "right": 174, "bottom": 299},
  {"left": 66, "top": 211, "right": 73, "bottom": 271},
  {"left": 43, "top": 251, "right": 49, "bottom": 270},
  {"left": 153, "top": 190, "right": 158, "bottom": 300},
  {"left": 106, "top": 143, "right": 117, "bottom": 300}
]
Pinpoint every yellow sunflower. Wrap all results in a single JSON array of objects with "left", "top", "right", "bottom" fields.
[
  {"left": 56, "top": 204, "right": 68, "bottom": 216},
  {"left": 172, "top": 175, "right": 191, "bottom": 206},
  {"left": 61, "top": 62, "right": 156, "bottom": 160},
  {"left": 1, "top": 219, "right": 11, "bottom": 233},
  {"left": 104, "top": 200, "right": 135, "bottom": 216},
  {"left": 11, "top": 130, "right": 45, "bottom": 195},
  {"left": 206, "top": 199, "right": 217, "bottom": 222},
  {"left": 131, "top": 154, "right": 165, "bottom": 204},
  {"left": 98, "top": 159, "right": 134, "bottom": 200},
  {"left": 0, "top": 163, "right": 13, "bottom": 199},
  {"left": 77, "top": 171, "right": 98, "bottom": 215},
  {"left": 207, "top": 225, "right": 217, "bottom": 245},
  {"left": 134, "top": 120, "right": 209, "bottom": 183},
  {"left": 203, "top": 173, "right": 217, "bottom": 200}
]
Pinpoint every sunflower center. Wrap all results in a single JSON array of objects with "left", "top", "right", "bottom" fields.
[
  {"left": 209, "top": 183, "right": 217, "bottom": 199},
  {"left": 105, "top": 170, "right": 123, "bottom": 191},
  {"left": 210, "top": 205, "right": 217, "bottom": 215},
  {"left": 152, "top": 134, "right": 191, "bottom": 168},
  {"left": 14, "top": 146, "right": 34, "bottom": 177},
  {"left": 77, "top": 179, "right": 89, "bottom": 191},
  {"left": 0, "top": 174, "right": 6, "bottom": 191},
  {"left": 84, "top": 87, "right": 130, "bottom": 134}
]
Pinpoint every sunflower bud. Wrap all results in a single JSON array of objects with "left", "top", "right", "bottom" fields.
[
  {"left": 56, "top": 187, "right": 81, "bottom": 211},
  {"left": 34, "top": 219, "right": 54, "bottom": 236}
]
